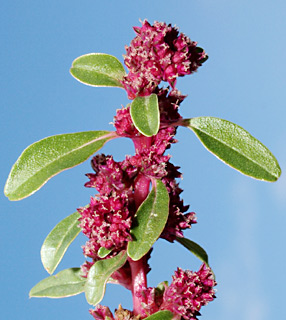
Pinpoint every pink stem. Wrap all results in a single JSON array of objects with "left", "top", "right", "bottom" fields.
[
  {"left": 134, "top": 173, "right": 151, "bottom": 208},
  {"left": 127, "top": 135, "right": 152, "bottom": 315},
  {"left": 128, "top": 256, "right": 148, "bottom": 315},
  {"left": 132, "top": 136, "right": 152, "bottom": 153}
]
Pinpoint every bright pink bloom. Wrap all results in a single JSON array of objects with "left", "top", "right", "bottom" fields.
[
  {"left": 85, "top": 155, "right": 132, "bottom": 196},
  {"left": 160, "top": 264, "right": 216, "bottom": 320},
  {"left": 78, "top": 192, "right": 134, "bottom": 259},
  {"left": 136, "top": 264, "right": 216, "bottom": 320},
  {"left": 114, "top": 107, "right": 140, "bottom": 138},
  {"left": 122, "top": 20, "right": 207, "bottom": 99}
]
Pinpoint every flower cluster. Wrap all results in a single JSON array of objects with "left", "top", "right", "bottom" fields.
[
  {"left": 160, "top": 264, "right": 216, "bottom": 320},
  {"left": 77, "top": 20, "right": 216, "bottom": 320},
  {"left": 79, "top": 84, "right": 197, "bottom": 266},
  {"left": 90, "top": 264, "right": 216, "bottom": 320},
  {"left": 121, "top": 20, "right": 207, "bottom": 99},
  {"left": 90, "top": 305, "right": 138, "bottom": 320}
]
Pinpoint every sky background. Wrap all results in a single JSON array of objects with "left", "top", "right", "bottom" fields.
[{"left": 1, "top": 1, "right": 286, "bottom": 319}]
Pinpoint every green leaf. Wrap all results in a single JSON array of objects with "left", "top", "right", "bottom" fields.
[
  {"left": 144, "top": 311, "right": 174, "bottom": 320},
  {"left": 41, "top": 211, "right": 81, "bottom": 275},
  {"left": 98, "top": 247, "right": 112, "bottom": 258},
  {"left": 127, "top": 179, "right": 169, "bottom": 261},
  {"left": 29, "top": 268, "right": 86, "bottom": 298},
  {"left": 70, "top": 53, "right": 125, "bottom": 88},
  {"left": 85, "top": 251, "right": 127, "bottom": 306},
  {"left": 176, "top": 237, "right": 209, "bottom": 266},
  {"left": 155, "top": 281, "right": 168, "bottom": 295},
  {"left": 186, "top": 117, "right": 281, "bottom": 182},
  {"left": 130, "top": 94, "right": 160, "bottom": 137},
  {"left": 4, "top": 131, "right": 116, "bottom": 200}
]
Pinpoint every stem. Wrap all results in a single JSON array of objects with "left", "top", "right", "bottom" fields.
[
  {"left": 134, "top": 173, "right": 150, "bottom": 208},
  {"left": 129, "top": 135, "right": 152, "bottom": 315},
  {"left": 128, "top": 257, "right": 148, "bottom": 315},
  {"left": 132, "top": 135, "right": 152, "bottom": 153}
]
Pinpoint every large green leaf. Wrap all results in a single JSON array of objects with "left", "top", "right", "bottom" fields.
[
  {"left": 176, "top": 237, "right": 209, "bottom": 266},
  {"left": 144, "top": 311, "right": 174, "bottom": 320},
  {"left": 186, "top": 117, "right": 281, "bottom": 181},
  {"left": 70, "top": 53, "right": 125, "bottom": 88},
  {"left": 130, "top": 94, "right": 159, "bottom": 137},
  {"left": 29, "top": 268, "right": 86, "bottom": 298},
  {"left": 4, "top": 131, "right": 116, "bottom": 200},
  {"left": 85, "top": 251, "right": 127, "bottom": 306},
  {"left": 41, "top": 211, "right": 82, "bottom": 275},
  {"left": 127, "top": 179, "right": 169, "bottom": 261}
]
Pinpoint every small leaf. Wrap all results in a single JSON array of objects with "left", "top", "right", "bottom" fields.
[
  {"left": 4, "top": 131, "right": 116, "bottom": 200},
  {"left": 85, "top": 251, "right": 127, "bottom": 306},
  {"left": 29, "top": 268, "right": 86, "bottom": 298},
  {"left": 176, "top": 237, "right": 209, "bottom": 266},
  {"left": 130, "top": 94, "right": 159, "bottom": 137},
  {"left": 127, "top": 179, "right": 169, "bottom": 261},
  {"left": 186, "top": 117, "right": 281, "bottom": 182},
  {"left": 144, "top": 311, "right": 174, "bottom": 320},
  {"left": 156, "top": 281, "right": 168, "bottom": 295},
  {"left": 41, "top": 211, "right": 81, "bottom": 275},
  {"left": 70, "top": 53, "right": 125, "bottom": 88},
  {"left": 98, "top": 247, "right": 112, "bottom": 258}
]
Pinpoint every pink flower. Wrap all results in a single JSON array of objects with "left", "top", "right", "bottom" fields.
[
  {"left": 90, "top": 305, "right": 114, "bottom": 320},
  {"left": 161, "top": 162, "right": 197, "bottom": 242},
  {"left": 160, "top": 264, "right": 216, "bottom": 320},
  {"left": 114, "top": 107, "right": 140, "bottom": 138},
  {"left": 135, "top": 287, "right": 162, "bottom": 317},
  {"left": 85, "top": 154, "right": 131, "bottom": 196},
  {"left": 122, "top": 20, "right": 207, "bottom": 99},
  {"left": 136, "top": 265, "right": 216, "bottom": 320},
  {"left": 78, "top": 192, "right": 134, "bottom": 259},
  {"left": 90, "top": 305, "right": 137, "bottom": 320},
  {"left": 156, "top": 87, "right": 185, "bottom": 125}
]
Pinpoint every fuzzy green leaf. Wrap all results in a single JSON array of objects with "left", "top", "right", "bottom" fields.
[
  {"left": 41, "top": 211, "right": 81, "bottom": 275},
  {"left": 85, "top": 251, "right": 127, "bottom": 306},
  {"left": 29, "top": 268, "right": 85, "bottom": 298},
  {"left": 98, "top": 247, "right": 112, "bottom": 258},
  {"left": 186, "top": 117, "right": 281, "bottom": 181},
  {"left": 130, "top": 94, "right": 159, "bottom": 137},
  {"left": 4, "top": 131, "right": 115, "bottom": 200},
  {"left": 127, "top": 179, "right": 169, "bottom": 261},
  {"left": 144, "top": 311, "right": 174, "bottom": 320},
  {"left": 176, "top": 237, "right": 209, "bottom": 266},
  {"left": 70, "top": 53, "right": 125, "bottom": 88}
]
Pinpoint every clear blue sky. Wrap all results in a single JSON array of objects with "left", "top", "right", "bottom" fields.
[{"left": 1, "top": 1, "right": 286, "bottom": 319}]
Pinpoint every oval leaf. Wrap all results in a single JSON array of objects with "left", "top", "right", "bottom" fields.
[
  {"left": 70, "top": 53, "right": 125, "bottom": 88},
  {"left": 41, "top": 211, "right": 81, "bottom": 275},
  {"left": 85, "top": 251, "right": 127, "bottom": 306},
  {"left": 176, "top": 237, "right": 209, "bottom": 266},
  {"left": 186, "top": 117, "right": 281, "bottom": 182},
  {"left": 130, "top": 94, "right": 159, "bottom": 137},
  {"left": 29, "top": 268, "right": 85, "bottom": 298},
  {"left": 144, "top": 311, "right": 174, "bottom": 320},
  {"left": 98, "top": 247, "right": 112, "bottom": 258},
  {"left": 4, "top": 131, "right": 116, "bottom": 200},
  {"left": 127, "top": 179, "right": 169, "bottom": 261}
]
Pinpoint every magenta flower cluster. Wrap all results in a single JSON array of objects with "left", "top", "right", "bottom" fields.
[
  {"left": 121, "top": 20, "right": 207, "bottom": 99},
  {"left": 79, "top": 95, "right": 196, "bottom": 263},
  {"left": 91, "top": 264, "right": 216, "bottom": 320},
  {"left": 77, "top": 20, "right": 216, "bottom": 320}
]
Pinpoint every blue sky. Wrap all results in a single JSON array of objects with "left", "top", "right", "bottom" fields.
[{"left": 1, "top": 1, "right": 286, "bottom": 319}]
